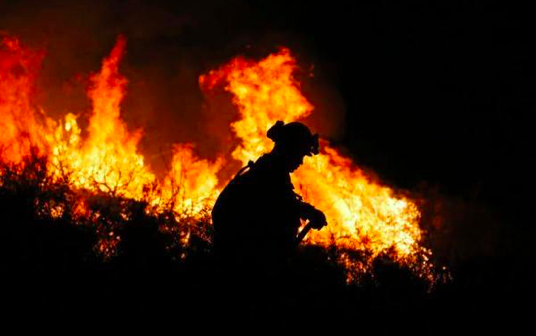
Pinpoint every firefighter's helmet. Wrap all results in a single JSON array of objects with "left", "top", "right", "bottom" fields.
[{"left": 267, "top": 121, "right": 319, "bottom": 156}]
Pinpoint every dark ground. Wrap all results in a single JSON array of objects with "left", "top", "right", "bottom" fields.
[{"left": 0, "top": 159, "right": 534, "bottom": 330}]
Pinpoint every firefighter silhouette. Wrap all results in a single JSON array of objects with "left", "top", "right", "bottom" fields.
[{"left": 212, "top": 120, "right": 327, "bottom": 272}]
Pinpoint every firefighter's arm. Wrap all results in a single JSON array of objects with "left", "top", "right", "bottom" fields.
[{"left": 298, "top": 201, "right": 327, "bottom": 230}]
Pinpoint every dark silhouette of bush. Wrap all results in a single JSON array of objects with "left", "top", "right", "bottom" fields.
[
  {"left": 0, "top": 153, "right": 434, "bottom": 321},
  {"left": 3, "top": 150, "right": 530, "bottom": 328}
]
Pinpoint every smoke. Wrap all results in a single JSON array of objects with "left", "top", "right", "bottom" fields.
[{"left": 0, "top": 0, "right": 346, "bottom": 176}]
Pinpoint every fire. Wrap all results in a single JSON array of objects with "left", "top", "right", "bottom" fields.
[
  {"left": 1, "top": 35, "right": 220, "bottom": 208},
  {"left": 154, "top": 143, "right": 223, "bottom": 218},
  {"left": 200, "top": 48, "right": 432, "bottom": 279},
  {"left": 49, "top": 36, "right": 156, "bottom": 200},
  {"left": 0, "top": 36, "right": 49, "bottom": 164},
  {"left": 1, "top": 34, "right": 435, "bottom": 281},
  {"left": 200, "top": 49, "right": 313, "bottom": 163}
]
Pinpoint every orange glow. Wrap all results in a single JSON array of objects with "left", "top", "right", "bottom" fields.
[
  {"left": 0, "top": 35, "right": 435, "bottom": 281},
  {"left": 0, "top": 36, "right": 49, "bottom": 164},
  {"left": 200, "top": 49, "right": 313, "bottom": 163},
  {"left": 1, "top": 35, "right": 221, "bottom": 221},
  {"left": 200, "top": 48, "right": 433, "bottom": 280},
  {"left": 48, "top": 36, "right": 156, "bottom": 200},
  {"left": 153, "top": 143, "right": 224, "bottom": 218}
]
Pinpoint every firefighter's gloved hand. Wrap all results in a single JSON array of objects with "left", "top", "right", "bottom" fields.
[{"left": 309, "top": 209, "right": 327, "bottom": 230}]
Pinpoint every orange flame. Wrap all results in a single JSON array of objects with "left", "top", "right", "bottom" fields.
[
  {"left": 0, "top": 35, "right": 435, "bottom": 281},
  {"left": 0, "top": 36, "right": 49, "bottom": 164},
  {"left": 49, "top": 36, "right": 155, "bottom": 199},
  {"left": 154, "top": 143, "right": 224, "bottom": 218},
  {"left": 200, "top": 48, "right": 432, "bottom": 279},
  {"left": 1, "top": 35, "right": 221, "bottom": 218}
]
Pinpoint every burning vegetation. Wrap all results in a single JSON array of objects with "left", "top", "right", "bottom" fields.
[{"left": 0, "top": 34, "right": 442, "bottom": 283}]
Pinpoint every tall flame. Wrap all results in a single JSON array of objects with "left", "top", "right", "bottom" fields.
[
  {"left": 1, "top": 35, "right": 220, "bottom": 215},
  {"left": 50, "top": 36, "right": 155, "bottom": 199},
  {"left": 0, "top": 36, "right": 49, "bottom": 164},
  {"left": 1, "top": 35, "right": 434, "bottom": 281},
  {"left": 200, "top": 49, "right": 313, "bottom": 163},
  {"left": 200, "top": 48, "right": 431, "bottom": 278}
]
